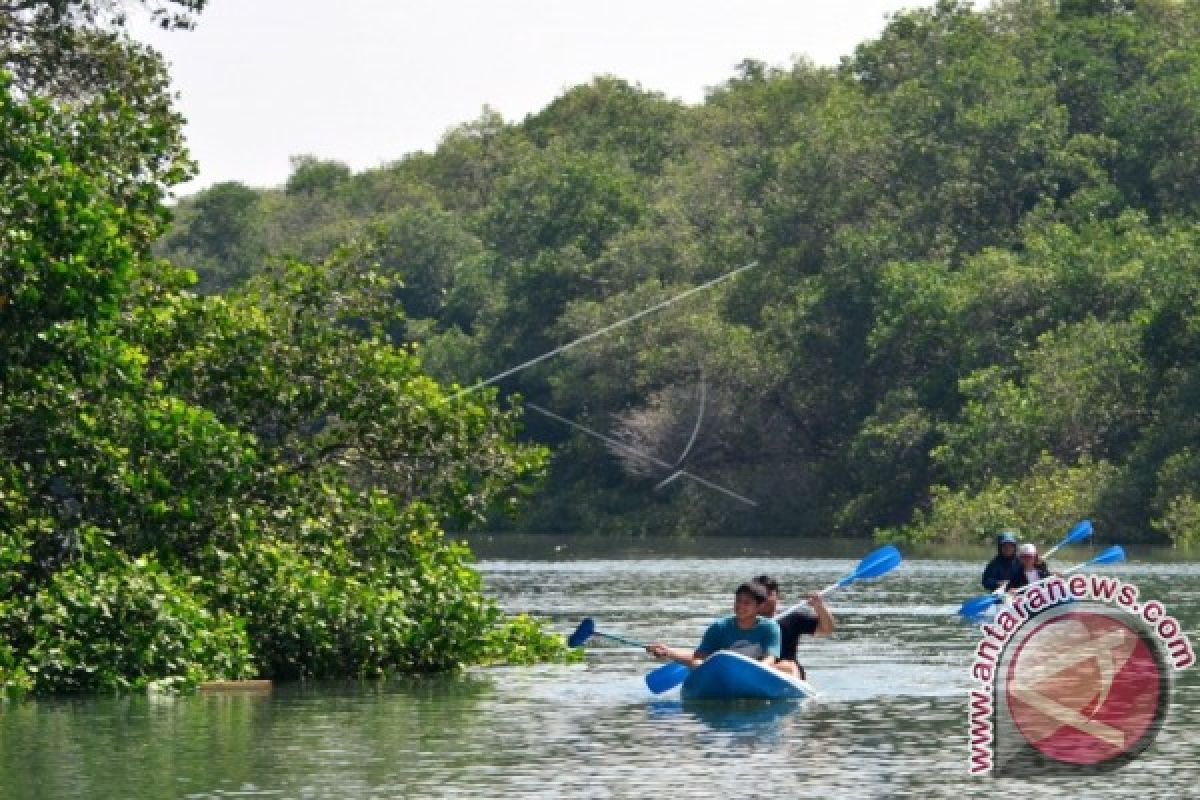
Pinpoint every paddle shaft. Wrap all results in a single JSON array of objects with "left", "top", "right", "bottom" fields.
[
  {"left": 1042, "top": 543, "right": 1066, "bottom": 560},
  {"left": 592, "top": 630, "right": 649, "bottom": 648},
  {"left": 774, "top": 583, "right": 838, "bottom": 621},
  {"left": 772, "top": 546, "right": 904, "bottom": 618},
  {"left": 1033, "top": 545, "right": 1123, "bottom": 580}
]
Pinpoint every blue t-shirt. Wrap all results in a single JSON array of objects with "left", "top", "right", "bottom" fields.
[{"left": 696, "top": 615, "right": 782, "bottom": 659}]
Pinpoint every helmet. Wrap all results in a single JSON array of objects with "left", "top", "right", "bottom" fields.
[
  {"left": 1018, "top": 543, "right": 1037, "bottom": 557},
  {"left": 997, "top": 530, "right": 1018, "bottom": 546}
]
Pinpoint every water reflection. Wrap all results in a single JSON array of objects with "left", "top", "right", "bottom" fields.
[{"left": 650, "top": 697, "right": 806, "bottom": 738}]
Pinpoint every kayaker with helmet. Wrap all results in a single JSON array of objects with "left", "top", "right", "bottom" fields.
[
  {"left": 1008, "top": 542, "right": 1052, "bottom": 590},
  {"left": 981, "top": 530, "right": 1021, "bottom": 591},
  {"left": 753, "top": 574, "right": 833, "bottom": 680},
  {"left": 645, "top": 581, "right": 782, "bottom": 670}
]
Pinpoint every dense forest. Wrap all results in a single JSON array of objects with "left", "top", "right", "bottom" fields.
[
  {"left": 162, "top": 0, "right": 1200, "bottom": 547},
  {"left": 6, "top": 0, "right": 1200, "bottom": 696},
  {"left": 1, "top": 0, "right": 567, "bottom": 696}
]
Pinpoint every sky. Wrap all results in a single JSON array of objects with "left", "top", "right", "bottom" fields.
[{"left": 130, "top": 1, "right": 937, "bottom": 194}]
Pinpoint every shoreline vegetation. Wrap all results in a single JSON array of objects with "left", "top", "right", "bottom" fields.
[
  {"left": 5, "top": 0, "right": 1200, "bottom": 696},
  {"left": 0, "top": 1, "right": 571, "bottom": 698},
  {"left": 461, "top": 532, "right": 1199, "bottom": 563}
]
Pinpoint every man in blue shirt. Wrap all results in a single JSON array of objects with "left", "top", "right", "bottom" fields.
[{"left": 646, "top": 582, "right": 782, "bottom": 669}]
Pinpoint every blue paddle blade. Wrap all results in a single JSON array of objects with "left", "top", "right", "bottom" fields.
[
  {"left": 567, "top": 618, "right": 595, "bottom": 648},
  {"left": 1063, "top": 519, "right": 1094, "bottom": 546},
  {"left": 836, "top": 544, "right": 903, "bottom": 587},
  {"left": 958, "top": 593, "right": 1004, "bottom": 618},
  {"left": 857, "top": 544, "right": 903, "bottom": 579},
  {"left": 645, "top": 661, "right": 690, "bottom": 694},
  {"left": 1089, "top": 544, "right": 1125, "bottom": 566}
]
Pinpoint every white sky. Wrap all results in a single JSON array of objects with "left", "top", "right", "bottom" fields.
[{"left": 130, "top": 1, "right": 936, "bottom": 194}]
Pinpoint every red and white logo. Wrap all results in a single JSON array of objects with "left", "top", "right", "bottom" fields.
[{"left": 1003, "top": 610, "right": 1167, "bottom": 768}]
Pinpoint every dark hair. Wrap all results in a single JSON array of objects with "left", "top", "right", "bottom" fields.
[
  {"left": 753, "top": 574, "right": 779, "bottom": 594},
  {"left": 735, "top": 581, "right": 769, "bottom": 604}
]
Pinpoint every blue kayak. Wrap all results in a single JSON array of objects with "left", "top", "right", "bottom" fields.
[{"left": 681, "top": 651, "right": 817, "bottom": 701}]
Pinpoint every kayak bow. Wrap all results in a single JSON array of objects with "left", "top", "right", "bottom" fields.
[{"left": 681, "top": 651, "right": 817, "bottom": 701}]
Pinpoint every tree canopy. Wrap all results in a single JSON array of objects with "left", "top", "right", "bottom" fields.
[
  {"left": 158, "top": 0, "right": 1200, "bottom": 550},
  {"left": 0, "top": 4, "right": 567, "bottom": 696}
]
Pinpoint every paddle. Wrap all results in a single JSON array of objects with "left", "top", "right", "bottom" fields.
[
  {"left": 956, "top": 520, "right": 1094, "bottom": 619},
  {"left": 957, "top": 544, "right": 1126, "bottom": 619},
  {"left": 567, "top": 617, "right": 649, "bottom": 649},
  {"left": 1041, "top": 519, "right": 1093, "bottom": 560},
  {"left": 644, "top": 544, "right": 904, "bottom": 694},
  {"left": 1063, "top": 544, "right": 1125, "bottom": 573}
]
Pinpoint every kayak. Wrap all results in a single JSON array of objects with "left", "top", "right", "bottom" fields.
[{"left": 681, "top": 651, "right": 817, "bottom": 701}]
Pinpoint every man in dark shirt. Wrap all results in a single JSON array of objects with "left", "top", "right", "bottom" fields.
[
  {"left": 981, "top": 530, "right": 1020, "bottom": 591},
  {"left": 753, "top": 574, "right": 834, "bottom": 680}
]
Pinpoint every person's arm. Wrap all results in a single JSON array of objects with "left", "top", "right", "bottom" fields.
[
  {"left": 809, "top": 592, "right": 835, "bottom": 636},
  {"left": 982, "top": 561, "right": 1003, "bottom": 591},
  {"left": 1007, "top": 571, "right": 1026, "bottom": 592},
  {"left": 645, "top": 643, "right": 706, "bottom": 668},
  {"left": 646, "top": 620, "right": 720, "bottom": 667},
  {"left": 758, "top": 618, "right": 782, "bottom": 664}
]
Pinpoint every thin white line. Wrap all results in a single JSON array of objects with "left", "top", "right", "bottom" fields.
[
  {"left": 447, "top": 262, "right": 756, "bottom": 400},
  {"left": 1008, "top": 630, "right": 1131, "bottom": 687},
  {"left": 1008, "top": 687, "right": 1125, "bottom": 747},
  {"left": 674, "top": 373, "right": 707, "bottom": 467},
  {"left": 653, "top": 471, "right": 685, "bottom": 491},
  {"left": 525, "top": 403, "right": 757, "bottom": 507}
]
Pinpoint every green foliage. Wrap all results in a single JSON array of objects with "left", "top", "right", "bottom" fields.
[
  {"left": 0, "top": 46, "right": 561, "bottom": 696},
  {"left": 158, "top": 181, "right": 266, "bottom": 292},
  {"left": 481, "top": 613, "right": 582, "bottom": 666},
  {"left": 935, "top": 316, "right": 1149, "bottom": 480},
  {"left": 1155, "top": 495, "right": 1200, "bottom": 549},
  {"left": 371, "top": 206, "right": 489, "bottom": 327},
  {"left": 2, "top": 554, "right": 252, "bottom": 694},
  {"left": 285, "top": 155, "right": 352, "bottom": 196},
  {"left": 1, "top": 1, "right": 205, "bottom": 102},
  {"left": 157, "top": 0, "right": 1200, "bottom": 546},
  {"left": 0, "top": 70, "right": 182, "bottom": 342},
  {"left": 881, "top": 454, "right": 1121, "bottom": 545},
  {"left": 522, "top": 76, "right": 687, "bottom": 174},
  {"left": 480, "top": 146, "right": 644, "bottom": 261},
  {"left": 1151, "top": 449, "right": 1200, "bottom": 547}
]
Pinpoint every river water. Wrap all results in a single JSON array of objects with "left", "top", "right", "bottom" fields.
[{"left": 2, "top": 536, "right": 1197, "bottom": 798}]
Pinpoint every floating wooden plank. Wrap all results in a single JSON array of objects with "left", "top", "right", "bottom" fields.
[{"left": 198, "top": 680, "right": 273, "bottom": 692}]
